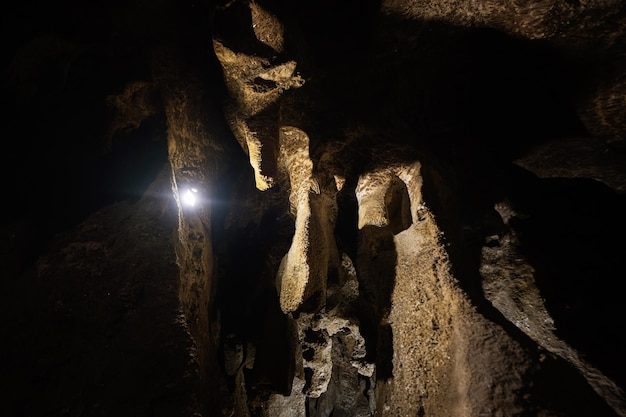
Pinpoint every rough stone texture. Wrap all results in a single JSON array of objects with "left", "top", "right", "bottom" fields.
[
  {"left": 2, "top": 0, "right": 626, "bottom": 416},
  {"left": 275, "top": 126, "right": 337, "bottom": 314}
]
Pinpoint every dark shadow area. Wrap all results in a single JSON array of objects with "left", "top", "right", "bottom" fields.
[
  {"left": 0, "top": 167, "right": 195, "bottom": 417},
  {"left": 94, "top": 116, "right": 169, "bottom": 205},
  {"left": 355, "top": 225, "right": 397, "bottom": 381},
  {"left": 212, "top": 174, "right": 298, "bottom": 397},
  {"left": 245, "top": 287, "right": 297, "bottom": 396},
  {"left": 264, "top": 0, "right": 382, "bottom": 69},
  {"left": 0, "top": 21, "right": 164, "bottom": 276},
  {"left": 442, "top": 27, "right": 589, "bottom": 154},
  {"left": 214, "top": 189, "right": 293, "bottom": 330},
  {"left": 505, "top": 168, "right": 626, "bottom": 389},
  {"left": 526, "top": 352, "right": 622, "bottom": 417},
  {"left": 308, "top": 15, "right": 592, "bottom": 162},
  {"left": 463, "top": 32, "right": 584, "bottom": 153},
  {"left": 386, "top": 177, "right": 412, "bottom": 235},
  {"left": 213, "top": 0, "right": 280, "bottom": 59},
  {"left": 330, "top": 141, "right": 373, "bottom": 263},
  {"left": 2, "top": 112, "right": 168, "bottom": 281}
]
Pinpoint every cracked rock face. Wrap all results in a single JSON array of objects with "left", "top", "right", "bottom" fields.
[{"left": 2, "top": 0, "right": 626, "bottom": 416}]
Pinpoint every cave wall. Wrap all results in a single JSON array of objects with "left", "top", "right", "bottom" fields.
[{"left": 2, "top": 0, "right": 626, "bottom": 416}]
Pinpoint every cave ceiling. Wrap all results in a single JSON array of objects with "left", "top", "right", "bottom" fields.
[{"left": 2, "top": 0, "right": 626, "bottom": 416}]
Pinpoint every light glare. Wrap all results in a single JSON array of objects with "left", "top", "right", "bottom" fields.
[{"left": 182, "top": 188, "right": 198, "bottom": 207}]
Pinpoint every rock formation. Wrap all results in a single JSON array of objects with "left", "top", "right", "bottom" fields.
[{"left": 2, "top": 0, "right": 626, "bottom": 416}]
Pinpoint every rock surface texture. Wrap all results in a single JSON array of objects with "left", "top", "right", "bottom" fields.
[{"left": 2, "top": 0, "right": 626, "bottom": 416}]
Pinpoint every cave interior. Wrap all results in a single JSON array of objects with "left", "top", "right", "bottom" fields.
[{"left": 2, "top": 0, "right": 626, "bottom": 416}]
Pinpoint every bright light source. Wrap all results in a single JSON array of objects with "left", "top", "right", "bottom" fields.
[{"left": 182, "top": 187, "right": 199, "bottom": 207}]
